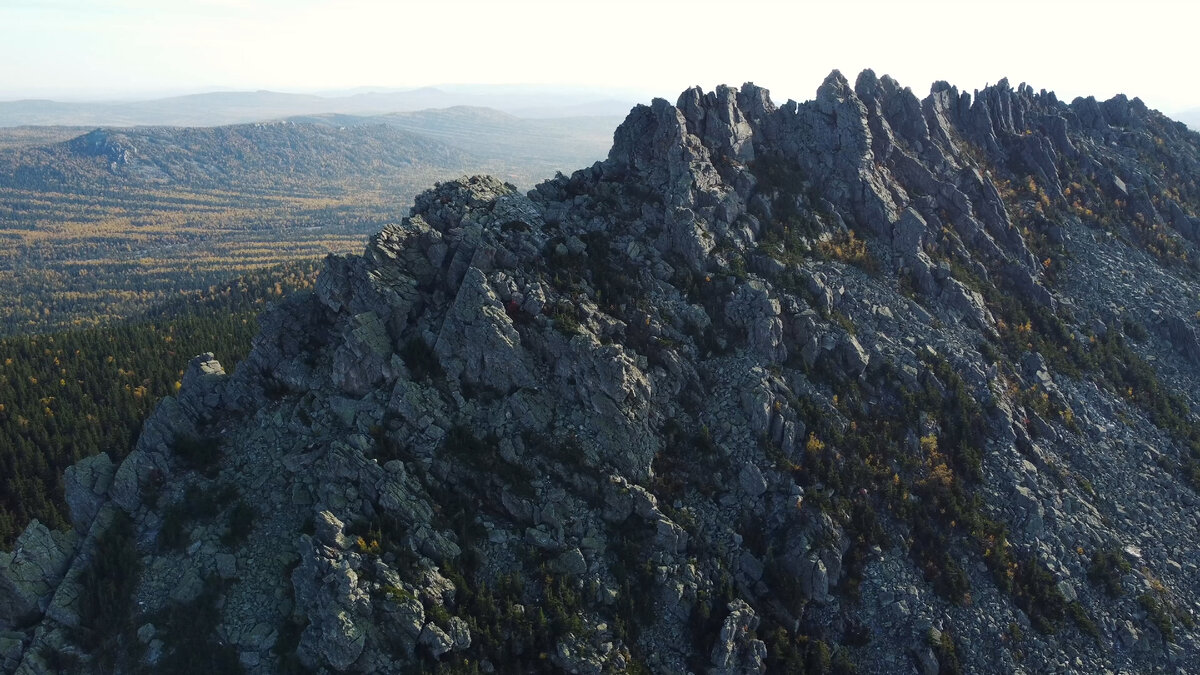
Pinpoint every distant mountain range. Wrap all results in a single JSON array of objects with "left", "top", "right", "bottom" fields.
[
  {"left": 0, "top": 106, "right": 624, "bottom": 192},
  {"left": 0, "top": 87, "right": 639, "bottom": 127}
]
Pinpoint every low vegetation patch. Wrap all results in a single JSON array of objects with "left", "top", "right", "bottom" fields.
[{"left": 1087, "top": 547, "right": 1131, "bottom": 597}]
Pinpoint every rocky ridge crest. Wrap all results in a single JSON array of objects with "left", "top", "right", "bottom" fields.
[{"left": 4, "top": 71, "right": 1200, "bottom": 674}]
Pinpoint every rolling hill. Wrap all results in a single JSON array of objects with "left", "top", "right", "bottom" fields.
[{"left": 0, "top": 109, "right": 620, "bottom": 334}]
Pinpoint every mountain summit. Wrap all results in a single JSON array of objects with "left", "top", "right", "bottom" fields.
[{"left": 4, "top": 70, "right": 1200, "bottom": 673}]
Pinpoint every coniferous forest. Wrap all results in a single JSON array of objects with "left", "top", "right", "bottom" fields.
[{"left": 0, "top": 261, "right": 322, "bottom": 546}]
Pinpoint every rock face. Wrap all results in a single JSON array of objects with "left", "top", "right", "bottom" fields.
[
  {"left": 0, "top": 523, "right": 77, "bottom": 632},
  {"left": 62, "top": 453, "right": 114, "bottom": 532},
  {"left": 5, "top": 73, "right": 1200, "bottom": 673}
]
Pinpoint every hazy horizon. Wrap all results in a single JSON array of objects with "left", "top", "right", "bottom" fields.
[
  {"left": 0, "top": 82, "right": 654, "bottom": 106},
  {"left": 2, "top": 81, "right": 1196, "bottom": 129},
  {"left": 2, "top": 0, "right": 1198, "bottom": 116}
]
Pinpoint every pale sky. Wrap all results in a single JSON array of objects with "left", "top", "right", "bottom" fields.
[{"left": 1, "top": 0, "right": 1197, "bottom": 114}]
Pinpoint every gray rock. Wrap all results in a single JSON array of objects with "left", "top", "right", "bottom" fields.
[
  {"left": 215, "top": 553, "right": 237, "bottom": 580},
  {"left": 171, "top": 567, "right": 205, "bottom": 604},
  {"left": 434, "top": 267, "right": 536, "bottom": 393},
  {"left": 738, "top": 552, "right": 764, "bottom": 585},
  {"left": 448, "top": 616, "right": 472, "bottom": 651},
  {"left": 710, "top": 599, "right": 767, "bottom": 674},
  {"left": 292, "top": 525, "right": 372, "bottom": 670},
  {"left": 1118, "top": 620, "right": 1139, "bottom": 648},
  {"left": 1, "top": 632, "right": 25, "bottom": 668},
  {"left": 917, "top": 647, "right": 939, "bottom": 675},
  {"left": 939, "top": 278, "right": 996, "bottom": 335},
  {"left": 63, "top": 453, "right": 115, "bottom": 531},
  {"left": 176, "top": 352, "right": 227, "bottom": 421},
  {"left": 554, "top": 548, "right": 588, "bottom": 577},
  {"left": 799, "top": 554, "right": 829, "bottom": 603},
  {"left": 836, "top": 333, "right": 870, "bottom": 378},
  {"left": 302, "top": 610, "right": 366, "bottom": 670},
  {"left": 739, "top": 463, "right": 767, "bottom": 498},
  {"left": 313, "top": 511, "right": 350, "bottom": 550},
  {"left": 1165, "top": 315, "right": 1200, "bottom": 364},
  {"left": 1013, "top": 486, "right": 1045, "bottom": 537},
  {"left": 419, "top": 622, "right": 455, "bottom": 659},
  {"left": 0, "top": 521, "right": 78, "bottom": 630},
  {"left": 725, "top": 280, "right": 785, "bottom": 362},
  {"left": 332, "top": 311, "right": 394, "bottom": 396},
  {"left": 654, "top": 518, "right": 689, "bottom": 554}
]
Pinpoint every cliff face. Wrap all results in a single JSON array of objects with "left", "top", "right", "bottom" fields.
[{"left": 5, "top": 70, "right": 1200, "bottom": 674}]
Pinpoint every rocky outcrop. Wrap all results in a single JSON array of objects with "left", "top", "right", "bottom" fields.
[
  {"left": 709, "top": 600, "right": 767, "bottom": 674},
  {"left": 0, "top": 523, "right": 77, "bottom": 632},
  {"left": 292, "top": 512, "right": 369, "bottom": 670},
  {"left": 6, "top": 72, "right": 1200, "bottom": 674},
  {"left": 62, "top": 454, "right": 114, "bottom": 532}
]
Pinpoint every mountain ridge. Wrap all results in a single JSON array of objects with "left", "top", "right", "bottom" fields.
[
  {"left": 0, "top": 88, "right": 639, "bottom": 128},
  {"left": 0, "top": 108, "right": 619, "bottom": 334},
  {"left": 0, "top": 109, "right": 621, "bottom": 194},
  {"left": 3, "top": 70, "right": 1200, "bottom": 673}
]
